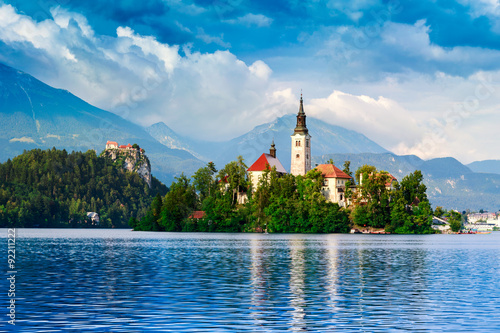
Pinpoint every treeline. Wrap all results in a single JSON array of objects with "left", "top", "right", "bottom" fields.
[
  {"left": 0, "top": 148, "right": 167, "bottom": 228},
  {"left": 132, "top": 157, "right": 434, "bottom": 233},
  {"left": 132, "top": 160, "right": 350, "bottom": 233},
  {"left": 351, "top": 165, "right": 434, "bottom": 233}
]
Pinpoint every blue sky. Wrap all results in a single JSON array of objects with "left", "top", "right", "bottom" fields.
[{"left": 1, "top": 0, "right": 500, "bottom": 163}]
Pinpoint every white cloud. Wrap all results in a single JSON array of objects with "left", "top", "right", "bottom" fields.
[
  {"left": 224, "top": 13, "right": 273, "bottom": 27},
  {"left": 306, "top": 90, "right": 422, "bottom": 151},
  {"left": 0, "top": 4, "right": 284, "bottom": 141},
  {"left": 1, "top": 3, "right": 500, "bottom": 163},
  {"left": 249, "top": 60, "right": 272, "bottom": 80}
]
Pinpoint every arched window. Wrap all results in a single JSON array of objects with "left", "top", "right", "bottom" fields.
[{"left": 296, "top": 154, "right": 300, "bottom": 158}]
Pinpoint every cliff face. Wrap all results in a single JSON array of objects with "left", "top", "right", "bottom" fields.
[{"left": 102, "top": 148, "right": 152, "bottom": 187}]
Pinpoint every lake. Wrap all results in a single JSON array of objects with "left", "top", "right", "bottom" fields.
[{"left": 1, "top": 229, "right": 499, "bottom": 332}]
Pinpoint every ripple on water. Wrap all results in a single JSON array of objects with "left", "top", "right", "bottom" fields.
[{"left": 0, "top": 229, "right": 499, "bottom": 332}]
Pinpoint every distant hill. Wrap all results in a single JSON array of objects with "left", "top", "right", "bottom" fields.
[
  {"left": 147, "top": 114, "right": 389, "bottom": 171},
  {"left": 0, "top": 63, "right": 204, "bottom": 185},
  {"left": 467, "top": 160, "right": 500, "bottom": 175},
  {"left": 0, "top": 148, "right": 168, "bottom": 228},
  {"left": 314, "top": 153, "right": 500, "bottom": 212}
]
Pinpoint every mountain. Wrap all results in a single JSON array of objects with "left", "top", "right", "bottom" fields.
[
  {"left": 467, "top": 160, "right": 500, "bottom": 175},
  {"left": 0, "top": 63, "right": 204, "bottom": 185},
  {"left": 147, "top": 114, "right": 389, "bottom": 171},
  {"left": 314, "top": 153, "right": 500, "bottom": 212}
]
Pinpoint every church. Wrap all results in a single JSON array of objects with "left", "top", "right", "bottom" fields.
[
  {"left": 247, "top": 94, "right": 354, "bottom": 206},
  {"left": 247, "top": 94, "right": 313, "bottom": 188}
]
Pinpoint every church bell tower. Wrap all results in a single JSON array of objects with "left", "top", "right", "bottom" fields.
[{"left": 290, "top": 94, "right": 311, "bottom": 176}]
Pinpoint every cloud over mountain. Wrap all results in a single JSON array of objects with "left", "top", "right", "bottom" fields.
[{"left": 1, "top": 0, "right": 500, "bottom": 164}]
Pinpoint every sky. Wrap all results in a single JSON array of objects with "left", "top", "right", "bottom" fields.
[{"left": 0, "top": 0, "right": 499, "bottom": 164}]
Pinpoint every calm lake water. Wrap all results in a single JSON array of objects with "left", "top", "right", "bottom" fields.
[{"left": 1, "top": 229, "right": 500, "bottom": 332}]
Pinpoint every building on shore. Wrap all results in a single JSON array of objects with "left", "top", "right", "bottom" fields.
[
  {"left": 247, "top": 141, "right": 287, "bottom": 191},
  {"left": 315, "top": 164, "right": 354, "bottom": 207}
]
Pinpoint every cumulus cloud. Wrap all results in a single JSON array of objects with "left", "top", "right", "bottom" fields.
[
  {"left": 306, "top": 91, "right": 422, "bottom": 152},
  {"left": 1, "top": 2, "right": 500, "bottom": 162},
  {"left": 0, "top": 3, "right": 286, "bottom": 141}
]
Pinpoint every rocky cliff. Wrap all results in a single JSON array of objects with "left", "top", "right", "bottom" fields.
[{"left": 102, "top": 148, "right": 152, "bottom": 187}]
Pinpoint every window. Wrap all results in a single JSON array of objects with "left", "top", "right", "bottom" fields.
[
  {"left": 296, "top": 154, "right": 300, "bottom": 158},
  {"left": 323, "top": 180, "right": 328, "bottom": 186},
  {"left": 296, "top": 140, "right": 301, "bottom": 147},
  {"left": 306, "top": 139, "right": 309, "bottom": 147},
  {"left": 306, "top": 154, "right": 308, "bottom": 159}
]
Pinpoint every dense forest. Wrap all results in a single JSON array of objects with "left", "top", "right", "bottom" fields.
[
  {"left": 0, "top": 148, "right": 167, "bottom": 228},
  {"left": 132, "top": 158, "right": 435, "bottom": 234}
]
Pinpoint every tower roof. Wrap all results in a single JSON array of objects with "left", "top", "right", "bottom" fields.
[
  {"left": 269, "top": 139, "right": 276, "bottom": 158},
  {"left": 294, "top": 94, "right": 309, "bottom": 135}
]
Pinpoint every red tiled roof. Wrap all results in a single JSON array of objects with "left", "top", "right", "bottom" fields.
[
  {"left": 188, "top": 211, "right": 206, "bottom": 219},
  {"left": 119, "top": 144, "right": 133, "bottom": 149},
  {"left": 315, "top": 164, "right": 352, "bottom": 179},
  {"left": 106, "top": 141, "right": 118, "bottom": 146},
  {"left": 247, "top": 153, "right": 287, "bottom": 173}
]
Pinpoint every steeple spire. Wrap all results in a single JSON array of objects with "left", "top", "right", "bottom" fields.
[
  {"left": 269, "top": 139, "right": 276, "bottom": 158},
  {"left": 294, "top": 93, "right": 308, "bottom": 135}
]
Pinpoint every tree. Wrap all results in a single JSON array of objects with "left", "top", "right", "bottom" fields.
[
  {"left": 159, "top": 174, "right": 196, "bottom": 232},
  {"left": 355, "top": 164, "right": 377, "bottom": 185},
  {"left": 353, "top": 166, "right": 392, "bottom": 228},
  {"left": 448, "top": 211, "right": 462, "bottom": 232},
  {"left": 192, "top": 162, "right": 217, "bottom": 205},
  {"left": 386, "top": 171, "right": 434, "bottom": 234},
  {"left": 434, "top": 206, "right": 445, "bottom": 217},
  {"left": 398, "top": 170, "right": 427, "bottom": 204},
  {"left": 217, "top": 156, "right": 248, "bottom": 206}
]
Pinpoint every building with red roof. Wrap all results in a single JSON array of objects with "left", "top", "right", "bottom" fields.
[
  {"left": 119, "top": 144, "right": 133, "bottom": 149},
  {"left": 315, "top": 164, "right": 354, "bottom": 206},
  {"left": 106, "top": 141, "right": 118, "bottom": 149},
  {"left": 248, "top": 141, "right": 287, "bottom": 191},
  {"left": 188, "top": 211, "right": 206, "bottom": 220}
]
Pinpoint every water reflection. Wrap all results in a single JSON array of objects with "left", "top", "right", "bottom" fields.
[
  {"left": 288, "top": 238, "right": 306, "bottom": 331},
  {"left": 1, "top": 230, "right": 499, "bottom": 332}
]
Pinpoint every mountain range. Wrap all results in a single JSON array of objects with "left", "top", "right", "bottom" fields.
[
  {"left": 0, "top": 63, "right": 498, "bottom": 210},
  {"left": 0, "top": 63, "right": 204, "bottom": 184},
  {"left": 145, "top": 114, "right": 389, "bottom": 172},
  {"left": 313, "top": 153, "right": 500, "bottom": 211}
]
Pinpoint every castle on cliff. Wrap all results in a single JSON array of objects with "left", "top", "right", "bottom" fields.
[{"left": 103, "top": 141, "right": 151, "bottom": 187}]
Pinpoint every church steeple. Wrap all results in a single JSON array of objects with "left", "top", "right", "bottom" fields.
[
  {"left": 269, "top": 139, "right": 276, "bottom": 158},
  {"left": 290, "top": 93, "right": 312, "bottom": 176},
  {"left": 294, "top": 94, "right": 308, "bottom": 135}
]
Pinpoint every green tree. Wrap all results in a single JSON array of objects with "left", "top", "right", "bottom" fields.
[
  {"left": 434, "top": 206, "right": 445, "bottom": 217},
  {"left": 159, "top": 174, "right": 196, "bottom": 232},
  {"left": 217, "top": 156, "right": 248, "bottom": 206},
  {"left": 192, "top": 162, "right": 218, "bottom": 205},
  {"left": 447, "top": 211, "right": 462, "bottom": 232}
]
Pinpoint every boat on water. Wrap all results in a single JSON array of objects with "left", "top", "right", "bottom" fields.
[{"left": 459, "top": 230, "right": 492, "bottom": 234}]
